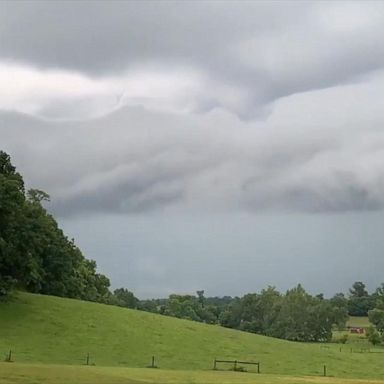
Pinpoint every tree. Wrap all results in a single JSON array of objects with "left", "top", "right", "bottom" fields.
[
  {"left": 196, "top": 290, "right": 205, "bottom": 307},
  {"left": 162, "top": 294, "right": 201, "bottom": 321},
  {"left": 0, "top": 151, "right": 112, "bottom": 303},
  {"left": 228, "top": 287, "right": 282, "bottom": 335},
  {"left": 267, "top": 285, "right": 339, "bottom": 342},
  {"left": 218, "top": 297, "right": 243, "bottom": 329},
  {"left": 368, "top": 309, "right": 384, "bottom": 334},
  {"left": 373, "top": 283, "right": 384, "bottom": 310},
  {"left": 217, "top": 285, "right": 343, "bottom": 342},
  {"left": 329, "top": 293, "right": 349, "bottom": 330},
  {"left": 349, "top": 282, "right": 368, "bottom": 297},
  {"left": 0, "top": 151, "right": 28, "bottom": 296},
  {"left": 112, "top": 288, "right": 139, "bottom": 308},
  {"left": 138, "top": 299, "right": 159, "bottom": 313},
  {"left": 366, "top": 326, "right": 381, "bottom": 346},
  {"left": 348, "top": 282, "right": 374, "bottom": 316}
]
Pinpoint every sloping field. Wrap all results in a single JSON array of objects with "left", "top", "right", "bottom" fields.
[{"left": 1, "top": 293, "right": 384, "bottom": 380}]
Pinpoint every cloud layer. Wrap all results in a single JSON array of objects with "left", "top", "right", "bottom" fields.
[
  {"left": 2, "top": 1, "right": 384, "bottom": 296},
  {"left": 2, "top": 66, "right": 384, "bottom": 216},
  {"left": 1, "top": 1, "right": 384, "bottom": 119}
]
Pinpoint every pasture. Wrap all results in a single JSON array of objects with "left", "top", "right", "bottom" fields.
[
  {"left": 347, "top": 317, "right": 371, "bottom": 328},
  {"left": 1, "top": 293, "right": 384, "bottom": 383},
  {"left": 1, "top": 363, "right": 384, "bottom": 384}
]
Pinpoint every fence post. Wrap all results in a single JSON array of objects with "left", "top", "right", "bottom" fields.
[
  {"left": 213, "top": 358, "right": 217, "bottom": 370},
  {"left": 257, "top": 362, "right": 260, "bottom": 374},
  {"left": 151, "top": 356, "right": 155, "bottom": 368},
  {"left": 323, "top": 365, "right": 327, "bottom": 377},
  {"left": 5, "top": 350, "right": 12, "bottom": 362},
  {"left": 86, "top": 353, "right": 90, "bottom": 366},
  {"left": 234, "top": 360, "right": 237, "bottom": 370}
]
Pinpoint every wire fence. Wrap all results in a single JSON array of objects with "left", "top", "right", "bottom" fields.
[{"left": 3, "top": 346, "right": 384, "bottom": 377}]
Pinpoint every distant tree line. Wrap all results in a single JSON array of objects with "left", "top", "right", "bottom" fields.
[
  {"left": 127, "top": 286, "right": 347, "bottom": 342},
  {"left": 118, "top": 281, "right": 384, "bottom": 343}
]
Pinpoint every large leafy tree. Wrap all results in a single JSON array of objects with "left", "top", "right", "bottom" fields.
[
  {"left": 348, "top": 281, "right": 375, "bottom": 316},
  {"left": 0, "top": 151, "right": 111, "bottom": 302},
  {"left": 267, "top": 285, "right": 341, "bottom": 342},
  {"left": 0, "top": 151, "right": 28, "bottom": 295},
  {"left": 112, "top": 288, "right": 139, "bottom": 308},
  {"left": 329, "top": 293, "right": 349, "bottom": 330},
  {"left": 350, "top": 281, "right": 368, "bottom": 297},
  {"left": 219, "top": 285, "right": 347, "bottom": 342}
]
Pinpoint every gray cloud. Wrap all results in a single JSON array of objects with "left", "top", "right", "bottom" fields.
[
  {"left": 0, "top": 1, "right": 308, "bottom": 72},
  {"left": 2, "top": 67, "right": 384, "bottom": 216},
  {"left": 2, "top": 1, "right": 384, "bottom": 118},
  {"left": 2, "top": 1, "right": 384, "bottom": 296}
]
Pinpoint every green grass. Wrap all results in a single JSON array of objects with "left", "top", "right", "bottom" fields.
[
  {"left": 332, "top": 316, "right": 372, "bottom": 349},
  {"left": 347, "top": 317, "right": 371, "bottom": 328},
  {"left": 1, "top": 293, "right": 384, "bottom": 381},
  {"left": 1, "top": 363, "right": 384, "bottom": 384}
]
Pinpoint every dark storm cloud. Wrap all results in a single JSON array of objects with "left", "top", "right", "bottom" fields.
[
  {"left": 2, "top": 1, "right": 384, "bottom": 118},
  {"left": 0, "top": 1, "right": 307, "bottom": 72},
  {"left": 0, "top": 107, "right": 230, "bottom": 216}
]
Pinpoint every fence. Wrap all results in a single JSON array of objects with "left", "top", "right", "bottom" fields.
[
  {"left": 213, "top": 359, "right": 260, "bottom": 373},
  {"left": 5, "top": 347, "right": 382, "bottom": 378}
]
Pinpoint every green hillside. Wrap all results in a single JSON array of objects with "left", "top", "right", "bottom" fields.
[{"left": 1, "top": 292, "right": 384, "bottom": 380}]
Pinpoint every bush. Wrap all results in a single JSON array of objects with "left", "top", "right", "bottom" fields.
[
  {"left": 366, "top": 326, "right": 381, "bottom": 346},
  {"left": 338, "top": 333, "right": 349, "bottom": 344}
]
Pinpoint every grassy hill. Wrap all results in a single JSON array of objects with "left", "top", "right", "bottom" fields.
[{"left": 1, "top": 292, "right": 384, "bottom": 380}]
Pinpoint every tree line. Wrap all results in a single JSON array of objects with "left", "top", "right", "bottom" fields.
[
  {"left": 124, "top": 281, "right": 384, "bottom": 343},
  {"left": 128, "top": 286, "right": 348, "bottom": 342},
  {"left": 0, "top": 150, "right": 382, "bottom": 343}
]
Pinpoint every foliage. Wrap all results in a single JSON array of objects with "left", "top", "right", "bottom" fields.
[
  {"left": 160, "top": 293, "right": 218, "bottom": 323},
  {"left": 140, "top": 285, "right": 348, "bottom": 343},
  {"left": 111, "top": 288, "right": 139, "bottom": 308},
  {"left": 366, "top": 326, "right": 381, "bottom": 346},
  {"left": 350, "top": 282, "right": 369, "bottom": 298},
  {"left": 368, "top": 309, "right": 384, "bottom": 333},
  {"left": 266, "top": 285, "right": 341, "bottom": 342},
  {"left": 366, "top": 286, "right": 384, "bottom": 346},
  {"left": 0, "top": 151, "right": 110, "bottom": 302},
  {"left": 338, "top": 333, "right": 349, "bottom": 344},
  {"left": 373, "top": 283, "right": 384, "bottom": 310},
  {"left": 0, "top": 151, "right": 27, "bottom": 295},
  {"left": 348, "top": 282, "right": 375, "bottom": 316}
]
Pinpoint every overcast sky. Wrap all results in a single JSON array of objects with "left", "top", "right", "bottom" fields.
[{"left": 1, "top": 1, "right": 384, "bottom": 298}]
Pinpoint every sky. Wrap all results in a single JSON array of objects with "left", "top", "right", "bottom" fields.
[{"left": 1, "top": 1, "right": 384, "bottom": 298}]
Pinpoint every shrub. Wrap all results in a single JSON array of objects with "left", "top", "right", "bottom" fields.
[
  {"left": 338, "top": 333, "right": 349, "bottom": 344},
  {"left": 366, "top": 326, "right": 381, "bottom": 346}
]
